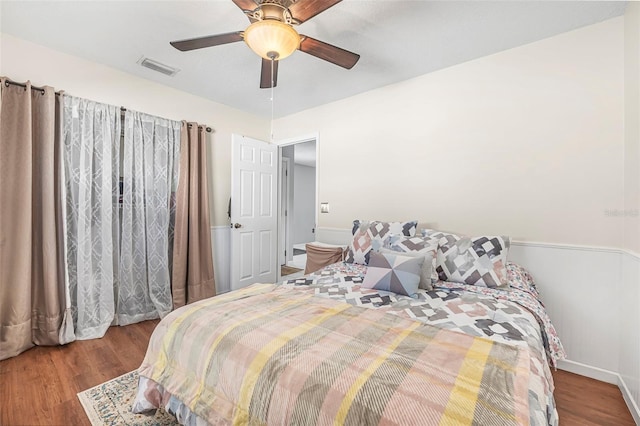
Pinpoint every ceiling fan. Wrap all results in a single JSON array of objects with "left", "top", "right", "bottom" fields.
[{"left": 170, "top": 0, "right": 360, "bottom": 89}]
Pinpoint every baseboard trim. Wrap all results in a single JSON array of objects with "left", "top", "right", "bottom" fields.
[
  {"left": 620, "top": 375, "right": 640, "bottom": 425},
  {"left": 557, "top": 359, "right": 619, "bottom": 385},
  {"left": 558, "top": 360, "right": 640, "bottom": 423}
]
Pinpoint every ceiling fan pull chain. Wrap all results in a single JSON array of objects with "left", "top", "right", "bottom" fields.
[{"left": 270, "top": 57, "right": 275, "bottom": 143}]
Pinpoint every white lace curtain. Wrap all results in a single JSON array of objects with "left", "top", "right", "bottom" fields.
[
  {"left": 63, "top": 96, "right": 121, "bottom": 340},
  {"left": 118, "top": 111, "right": 180, "bottom": 325},
  {"left": 63, "top": 97, "right": 181, "bottom": 339}
]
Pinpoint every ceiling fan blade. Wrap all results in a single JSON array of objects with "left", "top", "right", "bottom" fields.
[
  {"left": 289, "top": 0, "right": 342, "bottom": 23},
  {"left": 232, "top": 0, "right": 258, "bottom": 13},
  {"left": 260, "top": 58, "right": 279, "bottom": 89},
  {"left": 299, "top": 35, "right": 360, "bottom": 69},
  {"left": 170, "top": 32, "right": 244, "bottom": 51}
]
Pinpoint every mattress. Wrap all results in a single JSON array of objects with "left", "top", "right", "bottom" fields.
[{"left": 133, "top": 261, "right": 565, "bottom": 425}]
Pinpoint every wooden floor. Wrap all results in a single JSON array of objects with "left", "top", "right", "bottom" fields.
[
  {"left": 0, "top": 320, "right": 159, "bottom": 426},
  {"left": 281, "top": 265, "right": 303, "bottom": 276},
  {"left": 0, "top": 320, "right": 636, "bottom": 425},
  {"left": 551, "top": 369, "right": 636, "bottom": 425}
]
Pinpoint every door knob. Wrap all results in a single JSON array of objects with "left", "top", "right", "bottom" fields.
[{"left": 234, "top": 223, "right": 242, "bottom": 229}]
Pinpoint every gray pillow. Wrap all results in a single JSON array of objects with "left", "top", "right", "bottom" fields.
[
  {"left": 379, "top": 248, "right": 434, "bottom": 291},
  {"left": 362, "top": 251, "right": 424, "bottom": 297},
  {"left": 436, "top": 234, "right": 511, "bottom": 288}
]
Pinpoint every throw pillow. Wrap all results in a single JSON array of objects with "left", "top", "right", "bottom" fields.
[
  {"left": 345, "top": 219, "right": 418, "bottom": 265},
  {"left": 361, "top": 251, "right": 424, "bottom": 296},
  {"left": 436, "top": 234, "right": 511, "bottom": 288},
  {"left": 379, "top": 248, "right": 433, "bottom": 291},
  {"left": 383, "top": 234, "right": 438, "bottom": 289}
]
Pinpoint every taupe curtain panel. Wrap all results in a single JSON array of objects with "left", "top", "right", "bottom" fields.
[
  {"left": 0, "top": 78, "right": 70, "bottom": 360},
  {"left": 171, "top": 122, "right": 215, "bottom": 308}
]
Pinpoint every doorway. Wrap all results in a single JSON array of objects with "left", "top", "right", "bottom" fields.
[{"left": 278, "top": 138, "right": 317, "bottom": 279}]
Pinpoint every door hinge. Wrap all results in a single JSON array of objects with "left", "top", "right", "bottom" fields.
[
  {"left": 285, "top": 210, "right": 287, "bottom": 217},
  {"left": 285, "top": 250, "right": 287, "bottom": 257}
]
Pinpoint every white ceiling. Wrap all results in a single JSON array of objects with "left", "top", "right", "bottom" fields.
[{"left": 1, "top": 1, "right": 626, "bottom": 119}]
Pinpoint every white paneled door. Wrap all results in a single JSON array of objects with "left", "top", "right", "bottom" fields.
[{"left": 230, "top": 135, "right": 278, "bottom": 291}]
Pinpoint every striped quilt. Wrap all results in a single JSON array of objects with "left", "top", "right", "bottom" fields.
[
  {"left": 282, "top": 262, "right": 561, "bottom": 425},
  {"left": 135, "top": 283, "right": 531, "bottom": 425}
]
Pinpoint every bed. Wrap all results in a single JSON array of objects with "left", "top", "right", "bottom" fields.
[{"left": 133, "top": 222, "right": 565, "bottom": 425}]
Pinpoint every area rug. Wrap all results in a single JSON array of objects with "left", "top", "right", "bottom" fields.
[{"left": 77, "top": 370, "right": 178, "bottom": 426}]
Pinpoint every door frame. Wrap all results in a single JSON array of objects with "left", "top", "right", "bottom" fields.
[
  {"left": 276, "top": 133, "right": 319, "bottom": 281},
  {"left": 279, "top": 157, "right": 291, "bottom": 267}
]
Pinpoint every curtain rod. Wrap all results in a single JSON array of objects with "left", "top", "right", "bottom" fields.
[
  {"left": 119, "top": 108, "right": 212, "bottom": 133},
  {"left": 4, "top": 80, "right": 213, "bottom": 133},
  {"left": 4, "top": 79, "right": 60, "bottom": 96}
]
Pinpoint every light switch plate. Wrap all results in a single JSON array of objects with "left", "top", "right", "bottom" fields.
[{"left": 320, "top": 202, "right": 330, "bottom": 213}]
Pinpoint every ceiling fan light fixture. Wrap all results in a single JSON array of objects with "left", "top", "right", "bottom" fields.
[{"left": 244, "top": 19, "right": 300, "bottom": 61}]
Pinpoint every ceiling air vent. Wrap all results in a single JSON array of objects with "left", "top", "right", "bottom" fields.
[{"left": 138, "top": 57, "right": 180, "bottom": 77}]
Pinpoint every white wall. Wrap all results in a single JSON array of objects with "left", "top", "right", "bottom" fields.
[
  {"left": 621, "top": 252, "right": 640, "bottom": 420},
  {"left": 292, "top": 164, "right": 316, "bottom": 244},
  {"left": 622, "top": 3, "right": 640, "bottom": 418},
  {"left": 275, "top": 17, "right": 625, "bottom": 248},
  {"left": 0, "top": 33, "right": 269, "bottom": 227},
  {"left": 625, "top": 5, "right": 640, "bottom": 256}
]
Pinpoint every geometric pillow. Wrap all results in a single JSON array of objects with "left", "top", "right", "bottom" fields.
[
  {"left": 421, "top": 228, "right": 456, "bottom": 241},
  {"left": 436, "top": 234, "right": 511, "bottom": 288},
  {"left": 387, "top": 233, "right": 439, "bottom": 253},
  {"left": 361, "top": 251, "right": 424, "bottom": 296},
  {"left": 379, "top": 248, "right": 434, "bottom": 291},
  {"left": 345, "top": 219, "right": 418, "bottom": 265},
  {"left": 352, "top": 219, "right": 418, "bottom": 237},
  {"left": 384, "top": 234, "right": 439, "bottom": 289}
]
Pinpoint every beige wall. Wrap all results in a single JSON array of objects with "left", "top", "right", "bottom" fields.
[
  {"left": 1, "top": 16, "right": 631, "bottom": 248},
  {"left": 625, "top": 5, "right": 640, "bottom": 254},
  {"left": 274, "top": 17, "right": 625, "bottom": 248},
  {"left": 621, "top": 4, "right": 640, "bottom": 413},
  {"left": 0, "top": 33, "right": 269, "bottom": 226}
]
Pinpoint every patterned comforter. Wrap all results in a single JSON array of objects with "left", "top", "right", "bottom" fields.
[{"left": 133, "top": 262, "right": 565, "bottom": 426}]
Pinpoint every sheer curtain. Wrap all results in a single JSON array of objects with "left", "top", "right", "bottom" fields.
[
  {"left": 4, "top": 86, "right": 184, "bottom": 347},
  {"left": 62, "top": 96, "right": 121, "bottom": 340},
  {"left": 118, "top": 110, "right": 180, "bottom": 325}
]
